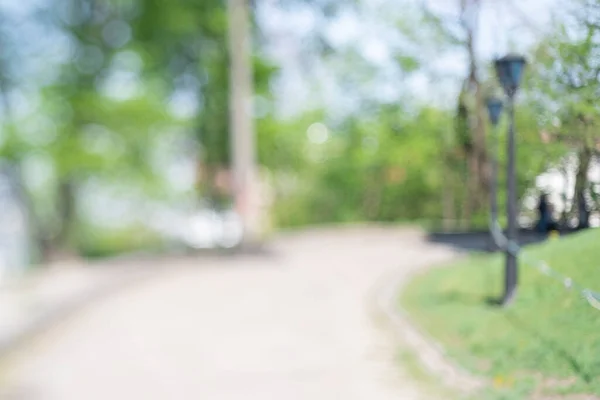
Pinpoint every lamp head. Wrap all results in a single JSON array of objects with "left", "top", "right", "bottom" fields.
[
  {"left": 486, "top": 97, "right": 504, "bottom": 126},
  {"left": 495, "top": 54, "right": 527, "bottom": 97}
]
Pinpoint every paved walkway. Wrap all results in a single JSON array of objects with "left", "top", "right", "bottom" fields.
[{"left": 0, "top": 227, "right": 457, "bottom": 399}]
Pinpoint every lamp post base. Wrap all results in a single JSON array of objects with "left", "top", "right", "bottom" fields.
[
  {"left": 502, "top": 254, "right": 518, "bottom": 307},
  {"left": 501, "top": 289, "right": 517, "bottom": 307}
]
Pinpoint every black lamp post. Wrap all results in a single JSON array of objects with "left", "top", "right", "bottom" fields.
[
  {"left": 486, "top": 97, "right": 503, "bottom": 127},
  {"left": 486, "top": 96, "right": 503, "bottom": 250},
  {"left": 494, "top": 54, "right": 527, "bottom": 306}
]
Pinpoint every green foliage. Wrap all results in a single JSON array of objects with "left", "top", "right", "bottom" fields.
[
  {"left": 402, "top": 229, "right": 600, "bottom": 398},
  {"left": 0, "top": 0, "right": 596, "bottom": 259},
  {"left": 529, "top": 2, "right": 600, "bottom": 141},
  {"left": 395, "top": 55, "right": 420, "bottom": 73},
  {"left": 272, "top": 106, "right": 451, "bottom": 227},
  {"left": 77, "top": 224, "right": 165, "bottom": 259}
]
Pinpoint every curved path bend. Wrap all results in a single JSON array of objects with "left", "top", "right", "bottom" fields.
[{"left": 0, "top": 227, "right": 458, "bottom": 400}]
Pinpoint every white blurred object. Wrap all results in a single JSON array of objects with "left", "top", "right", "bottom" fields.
[
  {"left": 186, "top": 210, "right": 220, "bottom": 249},
  {"left": 218, "top": 210, "right": 243, "bottom": 248},
  {"left": 180, "top": 208, "right": 243, "bottom": 249}
]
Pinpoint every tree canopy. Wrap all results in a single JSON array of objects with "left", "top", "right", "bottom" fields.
[{"left": 0, "top": 0, "right": 596, "bottom": 260}]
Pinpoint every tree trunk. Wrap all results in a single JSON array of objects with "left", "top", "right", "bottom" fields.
[
  {"left": 8, "top": 164, "right": 54, "bottom": 263},
  {"left": 52, "top": 179, "right": 78, "bottom": 257},
  {"left": 559, "top": 162, "right": 569, "bottom": 228},
  {"left": 575, "top": 147, "right": 592, "bottom": 230},
  {"left": 456, "top": 86, "right": 474, "bottom": 229},
  {"left": 228, "top": 0, "right": 260, "bottom": 245},
  {"left": 457, "top": 0, "right": 489, "bottom": 227},
  {"left": 0, "top": 70, "right": 54, "bottom": 263},
  {"left": 466, "top": 2, "right": 488, "bottom": 214},
  {"left": 473, "top": 84, "right": 489, "bottom": 210},
  {"left": 442, "top": 153, "right": 456, "bottom": 231},
  {"left": 363, "top": 168, "right": 383, "bottom": 220},
  {"left": 461, "top": 156, "right": 477, "bottom": 230}
]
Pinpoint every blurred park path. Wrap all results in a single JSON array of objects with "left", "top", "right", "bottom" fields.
[{"left": 0, "top": 227, "right": 458, "bottom": 400}]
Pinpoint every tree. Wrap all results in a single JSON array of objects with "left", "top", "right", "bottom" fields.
[
  {"left": 413, "top": 0, "right": 492, "bottom": 228},
  {"left": 528, "top": 1, "right": 600, "bottom": 228}
]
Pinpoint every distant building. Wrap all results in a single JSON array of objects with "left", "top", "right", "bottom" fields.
[{"left": 522, "top": 152, "right": 600, "bottom": 228}]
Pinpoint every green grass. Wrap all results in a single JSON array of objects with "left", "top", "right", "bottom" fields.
[
  {"left": 396, "top": 348, "right": 467, "bottom": 399},
  {"left": 402, "top": 229, "right": 600, "bottom": 399},
  {"left": 77, "top": 225, "right": 165, "bottom": 260}
]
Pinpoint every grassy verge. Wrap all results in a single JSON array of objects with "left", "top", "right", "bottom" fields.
[
  {"left": 395, "top": 347, "right": 467, "bottom": 399},
  {"left": 401, "top": 229, "right": 600, "bottom": 399},
  {"left": 77, "top": 224, "right": 165, "bottom": 260}
]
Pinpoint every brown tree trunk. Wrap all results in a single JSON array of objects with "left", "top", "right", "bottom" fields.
[
  {"left": 442, "top": 158, "right": 456, "bottom": 231},
  {"left": 461, "top": 156, "right": 477, "bottom": 230},
  {"left": 52, "top": 179, "right": 78, "bottom": 258},
  {"left": 363, "top": 169, "right": 383, "bottom": 220},
  {"left": 228, "top": 0, "right": 259, "bottom": 244},
  {"left": 575, "top": 147, "right": 592, "bottom": 229},
  {"left": 473, "top": 81, "right": 489, "bottom": 209},
  {"left": 198, "top": 162, "right": 234, "bottom": 210},
  {"left": 456, "top": 84, "right": 474, "bottom": 229},
  {"left": 458, "top": 0, "right": 489, "bottom": 226},
  {"left": 467, "top": 16, "right": 488, "bottom": 211}
]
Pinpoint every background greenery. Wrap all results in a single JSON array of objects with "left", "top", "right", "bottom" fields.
[{"left": 0, "top": 0, "right": 597, "bottom": 261}]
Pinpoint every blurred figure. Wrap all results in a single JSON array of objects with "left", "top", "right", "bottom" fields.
[
  {"left": 577, "top": 192, "right": 590, "bottom": 230},
  {"left": 537, "top": 194, "right": 557, "bottom": 233},
  {"left": 536, "top": 194, "right": 551, "bottom": 233}
]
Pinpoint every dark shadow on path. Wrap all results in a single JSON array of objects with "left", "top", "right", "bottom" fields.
[{"left": 426, "top": 228, "right": 581, "bottom": 253}]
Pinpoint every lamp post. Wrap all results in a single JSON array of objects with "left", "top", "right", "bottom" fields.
[
  {"left": 486, "top": 96, "right": 503, "bottom": 250},
  {"left": 494, "top": 54, "right": 527, "bottom": 306}
]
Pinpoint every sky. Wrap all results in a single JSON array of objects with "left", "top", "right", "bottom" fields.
[
  {"left": 0, "top": 0, "right": 561, "bottom": 120},
  {"left": 260, "top": 0, "right": 561, "bottom": 117}
]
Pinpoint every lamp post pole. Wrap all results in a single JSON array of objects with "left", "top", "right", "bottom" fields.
[
  {"left": 494, "top": 54, "right": 526, "bottom": 307},
  {"left": 504, "top": 93, "right": 518, "bottom": 305},
  {"left": 486, "top": 97, "right": 503, "bottom": 251},
  {"left": 490, "top": 123, "right": 498, "bottom": 230}
]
